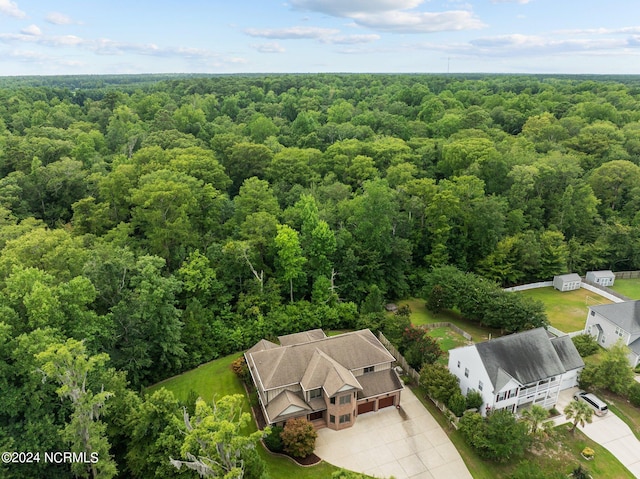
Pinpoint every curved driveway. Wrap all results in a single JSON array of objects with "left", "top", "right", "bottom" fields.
[
  {"left": 555, "top": 387, "right": 640, "bottom": 478},
  {"left": 314, "top": 387, "right": 472, "bottom": 479}
]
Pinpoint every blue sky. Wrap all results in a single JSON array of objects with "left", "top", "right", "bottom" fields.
[{"left": 0, "top": 0, "right": 638, "bottom": 75}]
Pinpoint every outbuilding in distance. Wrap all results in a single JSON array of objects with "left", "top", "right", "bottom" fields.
[
  {"left": 553, "top": 273, "right": 582, "bottom": 292},
  {"left": 586, "top": 270, "right": 616, "bottom": 287}
]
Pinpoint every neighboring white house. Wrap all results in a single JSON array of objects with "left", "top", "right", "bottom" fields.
[
  {"left": 553, "top": 273, "right": 582, "bottom": 292},
  {"left": 448, "top": 328, "right": 584, "bottom": 416},
  {"left": 585, "top": 301, "right": 640, "bottom": 366},
  {"left": 586, "top": 270, "right": 616, "bottom": 287}
]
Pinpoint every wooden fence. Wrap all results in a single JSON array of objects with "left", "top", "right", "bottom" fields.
[
  {"left": 378, "top": 331, "right": 460, "bottom": 429},
  {"left": 419, "top": 322, "right": 473, "bottom": 341},
  {"left": 581, "top": 279, "right": 628, "bottom": 303},
  {"left": 615, "top": 271, "right": 640, "bottom": 280}
]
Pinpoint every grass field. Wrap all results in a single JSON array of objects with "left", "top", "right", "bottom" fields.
[
  {"left": 611, "top": 279, "right": 640, "bottom": 299},
  {"left": 517, "top": 287, "right": 611, "bottom": 333},
  {"left": 429, "top": 326, "right": 470, "bottom": 352},
  {"left": 147, "top": 353, "right": 347, "bottom": 478},
  {"left": 396, "top": 298, "right": 501, "bottom": 343},
  {"left": 410, "top": 384, "right": 633, "bottom": 478}
]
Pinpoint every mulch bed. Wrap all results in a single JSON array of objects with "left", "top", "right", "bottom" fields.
[{"left": 247, "top": 385, "right": 322, "bottom": 466}]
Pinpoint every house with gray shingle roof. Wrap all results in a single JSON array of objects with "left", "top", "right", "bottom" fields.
[
  {"left": 585, "top": 300, "right": 640, "bottom": 366},
  {"left": 448, "top": 328, "right": 584, "bottom": 416},
  {"left": 245, "top": 329, "right": 403, "bottom": 430}
]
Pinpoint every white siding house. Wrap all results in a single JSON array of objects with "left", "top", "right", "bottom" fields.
[
  {"left": 553, "top": 273, "right": 582, "bottom": 292},
  {"left": 586, "top": 270, "right": 615, "bottom": 287},
  {"left": 448, "top": 328, "right": 584, "bottom": 416},
  {"left": 585, "top": 301, "right": 640, "bottom": 367}
]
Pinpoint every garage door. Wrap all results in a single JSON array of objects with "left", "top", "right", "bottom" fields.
[
  {"left": 358, "top": 401, "right": 375, "bottom": 414},
  {"left": 378, "top": 396, "right": 395, "bottom": 409}
]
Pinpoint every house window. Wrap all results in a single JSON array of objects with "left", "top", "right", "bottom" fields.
[
  {"left": 339, "top": 414, "right": 351, "bottom": 424},
  {"left": 329, "top": 415, "right": 335, "bottom": 424},
  {"left": 478, "top": 381, "right": 483, "bottom": 391},
  {"left": 615, "top": 327, "right": 624, "bottom": 338},
  {"left": 330, "top": 397, "right": 336, "bottom": 405},
  {"left": 464, "top": 368, "right": 469, "bottom": 378},
  {"left": 496, "top": 391, "right": 507, "bottom": 402},
  {"left": 309, "top": 388, "right": 322, "bottom": 399},
  {"left": 364, "top": 366, "right": 374, "bottom": 374},
  {"left": 457, "top": 361, "right": 461, "bottom": 368},
  {"left": 591, "top": 310, "right": 595, "bottom": 316},
  {"left": 339, "top": 394, "right": 351, "bottom": 405}
]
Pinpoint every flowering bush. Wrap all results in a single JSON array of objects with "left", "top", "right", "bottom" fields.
[{"left": 581, "top": 447, "right": 595, "bottom": 459}]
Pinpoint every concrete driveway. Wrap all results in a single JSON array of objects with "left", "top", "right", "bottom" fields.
[
  {"left": 314, "top": 387, "right": 472, "bottom": 479},
  {"left": 554, "top": 387, "right": 640, "bottom": 478}
]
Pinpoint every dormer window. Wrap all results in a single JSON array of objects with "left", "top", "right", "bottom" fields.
[
  {"left": 364, "top": 366, "right": 374, "bottom": 374},
  {"left": 309, "top": 388, "right": 322, "bottom": 399}
]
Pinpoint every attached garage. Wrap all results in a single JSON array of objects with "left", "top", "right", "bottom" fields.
[
  {"left": 378, "top": 396, "right": 395, "bottom": 409},
  {"left": 358, "top": 401, "right": 375, "bottom": 414}
]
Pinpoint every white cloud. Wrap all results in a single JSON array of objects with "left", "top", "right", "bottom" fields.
[
  {"left": 45, "top": 12, "right": 80, "bottom": 25},
  {"left": 557, "top": 26, "right": 640, "bottom": 35},
  {"left": 321, "top": 33, "right": 380, "bottom": 44},
  {"left": 245, "top": 26, "right": 339, "bottom": 39},
  {"left": 252, "top": 42, "right": 286, "bottom": 53},
  {"left": 290, "top": 0, "right": 423, "bottom": 16},
  {"left": 0, "top": 0, "right": 25, "bottom": 18},
  {"left": 288, "top": 0, "right": 485, "bottom": 34},
  {"left": 352, "top": 10, "right": 485, "bottom": 33},
  {"left": 20, "top": 24, "right": 41, "bottom": 36}
]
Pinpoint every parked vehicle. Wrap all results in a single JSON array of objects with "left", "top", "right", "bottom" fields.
[{"left": 573, "top": 390, "right": 608, "bottom": 416}]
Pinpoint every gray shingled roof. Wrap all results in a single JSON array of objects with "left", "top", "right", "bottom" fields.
[
  {"left": 247, "top": 329, "right": 395, "bottom": 391},
  {"left": 265, "top": 390, "right": 311, "bottom": 423},
  {"left": 550, "top": 335, "right": 585, "bottom": 371},
  {"left": 300, "top": 349, "right": 362, "bottom": 396},
  {"left": 588, "top": 270, "right": 614, "bottom": 279},
  {"left": 246, "top": 339, "right": 279, "bottom": 355},
  {"left": 357, "top": 369, "right": 403, "bottom": 400},
  {"left": 555, "top": 273, "right": 581, "bottom": 282},
  {"left": 476, "top": 328, "right": 567, "bottom": 388},
  {"left": 278, "top": 329, "right": 326, "bottom": 346},
  {"left": 590, "top": 301, "right": 640, "bottom": 334}
]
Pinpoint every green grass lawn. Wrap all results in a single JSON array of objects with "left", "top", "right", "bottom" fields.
[
  {"left": 397, "top": 298, "right": 501, "bottom": 343},
  {"left": 410, "top": 384, "right": 633, "bottom": 478},
  {"left": 147, "top": 353, "right": 348, "bottom": 478},
  {"left": 428, "top": 326, "right": 469, "bottom": 352},
  {"left": 517, "top": 287, "right": 611, "bottom": 333},
  {"left": 611, "top": 279, "right": 640, "bottom": 299}
]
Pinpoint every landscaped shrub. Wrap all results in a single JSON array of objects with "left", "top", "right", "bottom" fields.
[
  {"left": 572, "top": 334, "right": 599, "bottom": 357},
  {"left": 280, "top": 417, "right": 317, "bottom": 458},
  {"left": 401, "top": 325, "right": 442, "bottom": 370},
  {"left": 263, "top": 425, "right": 284, "bottom": 453},
  {"left": 447, "top": 390, "right": 467, "bottom": 417},
  {"left": 465, "top": 390, "right": 484, "bottom": 410},
  {"left": 629, "top": 382, "right": 640, "bottom": 407},
  {"left": 419, "top": 363, "right": 460, "bottom": 405},
  {"left": 230, "top": 356, "right": 250, "bottom": 383},
  {"left": 572, "top": 464, "right": 590, "bottom": 479}
]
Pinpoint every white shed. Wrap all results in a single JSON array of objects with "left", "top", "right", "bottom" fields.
[
  {"left": 553, "top": 273, "right": 581, "bottom": 292},
  {"left": 586, "top": 270, "right": 615, "bottom": 287}
]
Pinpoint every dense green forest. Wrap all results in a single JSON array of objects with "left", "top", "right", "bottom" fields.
[{"left": 2, "top": 73, "right": 640, "bottom": 478}]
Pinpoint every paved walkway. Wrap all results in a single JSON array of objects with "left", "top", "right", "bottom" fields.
[
  {"left": 554, "top": 387, "right": 640, "bottom": 478},
  {"left": 315, "top": 387, "right": 472, "bottom": 479}
]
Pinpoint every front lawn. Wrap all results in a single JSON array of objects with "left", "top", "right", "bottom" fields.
[
  {"left": 517, "top": 287, "right": 611, "bottom": 334},
  {"left": 148, "top": 353, "right": 347, "bottom": 478},
  {"left": 610, "top": 279, "right": 640, "bottom": 299},
  {"left": 410, "top": 384, "right": 633, "bottom": 478}
]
